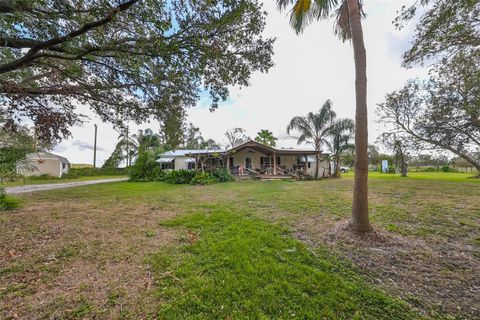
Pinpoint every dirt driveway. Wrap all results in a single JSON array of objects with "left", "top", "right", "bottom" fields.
[{"left": 5, "top": 178, "right": 128, "bottom": 194}]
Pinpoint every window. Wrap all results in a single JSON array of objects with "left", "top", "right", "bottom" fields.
[
  {"left": 161, "top": 162, "right": 174, "bottom": 170},
  {"left": 187, "top": 162, "right": 196, "bottom": 170},
  {"left": 296, "top": 157, "right": 311, "bottom": 168},
  {"left": 260, "top": 157, "right": 281, "bottom": 165},
  {"left": 245, "top": 157, "right": 252, "bottom": 169}
]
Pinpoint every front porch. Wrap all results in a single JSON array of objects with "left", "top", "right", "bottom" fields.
[{"left": 186, "top": 140, "right": 327, "bottom": 177}]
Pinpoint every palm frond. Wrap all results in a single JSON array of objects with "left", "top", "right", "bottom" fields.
[
  {"left": 315, "top": 100, "right": 336, "bottom": 133},
  {"left": 277, "top": 0, "right": 340, "bottom": 34},
  {"left": 290, "top": 0, "right": 313, "bottom": 33},
  {"left": 312, "top": 0, "right": 340, "bottom": 19},
  {"left": 333, "top": 0, "right": 366, "bottom": 42},
  {"left": 277, "top": 0, "right": 297, "bottom": 11},
  {"left": 287, "top": 116, "right": 314, "bottom": 137}
]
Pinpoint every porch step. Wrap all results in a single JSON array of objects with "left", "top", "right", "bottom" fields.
[
  {"left": 236, "top": 175, "right": 254, "bottom": 181},
  {"left": 257, "top": 174, "right": 294, "bottom": 180}
]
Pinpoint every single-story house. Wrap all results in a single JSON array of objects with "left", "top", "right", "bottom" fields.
[
  {"left": 157, "top": 140, "right": 330, "bottom": 176},
  {"left": 17, "top": 152, "right": 71, "bottom": 178}
]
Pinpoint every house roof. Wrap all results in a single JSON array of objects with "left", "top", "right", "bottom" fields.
[
  {"left": 160, "top": 149, "right": 226, "bottom": 157},
  {"left": 27, "top": 152, "right": 70, "bottom": 164},
  {"left": 157, "top": 157, "right": 175, "bottom": 163},
  {"left": 158, "top": 140, "right": 327, "bottom": 159},
  {"left": 225, "top": 140, "right": 325, "bottom": 156}
]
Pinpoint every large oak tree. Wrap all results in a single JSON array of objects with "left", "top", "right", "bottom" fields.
[{"left": 0, "top": 0, "right": 274, "bottom": 144}]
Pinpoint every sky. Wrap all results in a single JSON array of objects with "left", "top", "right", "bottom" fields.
[{"left": 53, "top": 0, "right": 429, "bottom": 166}]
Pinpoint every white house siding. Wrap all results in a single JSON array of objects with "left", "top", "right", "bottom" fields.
[
  {"left": 313, "top": 158, "right": 330, "bottom": 176},
  {"left": 20, "top": 158, "right": 62, "bottom": 178},
  {"left": 174, "top": 157, "right": 188, "bottom": 170}
]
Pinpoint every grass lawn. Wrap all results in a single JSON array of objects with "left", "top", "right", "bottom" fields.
[
  {"left": 345, "top": 171, "right": 480, "bottom": 183},
  {"left": 1, "top": 175, "right": 127, "bottom": 187},
  {"left": 0, "top": 172, "right": 478, "bottom": 319}
]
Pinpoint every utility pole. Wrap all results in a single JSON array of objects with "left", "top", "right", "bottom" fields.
[{"left": 93, "top": 124, "right": 98, "bottom": 168}]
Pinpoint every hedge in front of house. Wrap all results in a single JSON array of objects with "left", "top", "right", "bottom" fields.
[
  {"left": 163, "top": 169, "right": 197, "bottom": 184},
  {"left": 190, "top": 172, "right": 218, "bottom": 185}
]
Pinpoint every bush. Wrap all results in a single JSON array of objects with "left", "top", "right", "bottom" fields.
[
  {"left": 63, "top": 167, "right": 128, "bottom": 179},
  {"left": 210, "top": 168, "right": 235, "bottom": 182},
  {"left": 163, "top": 169, "right": 197, "bottom": 184},
  {"left": 0, "top": 186, "right": 21, "bottom": 211},
  {"left": 29, "top": 173, "right": 58, "bottom": 180},
  {"left": 0, "top": 146, "right": 29, "bottom": 178},
  {"left": 441, "top": 165, "right": 456, "bottom": 172},
  {"left": 129, "top": 151, "right": 164, "bottom": 182},
  {"left": 190, "top": 172, "right": 218, "bottom": 185}
]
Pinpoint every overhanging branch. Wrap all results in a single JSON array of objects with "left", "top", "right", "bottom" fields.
[{"left": 0, "top": 0, "right": 139, "bottom": 74}]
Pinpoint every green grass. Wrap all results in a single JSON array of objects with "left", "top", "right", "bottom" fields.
[
  {"left": 153, "top": 205, "right": 417, "bottom": 319},
  {"left": 344, "top": 171, "right": 480, "bottom": 183},
  {"left": 1, "top": 171, "right": 478, "bottom": 319}
]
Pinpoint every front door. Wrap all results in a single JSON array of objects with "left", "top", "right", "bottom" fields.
[{"left": 245, "top": 157, "right": 252, "bottom": 169}]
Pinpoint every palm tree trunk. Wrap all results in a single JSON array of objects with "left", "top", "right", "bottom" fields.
[
  {"left": 348, "top": 0, "right": 372, "bottom": 232},
  {"left": 335, "top": 153, "right": 340, "bottom": 177},
  {"left": 315, "top": 152, "right": 319, "bottom": 179}
]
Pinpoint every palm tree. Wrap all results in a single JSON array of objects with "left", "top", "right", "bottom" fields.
[
  {"left": 118, "top": 128, "right": 137, "bottom": 167},
  {"left": 287, "top": 100, "right": 336, "bottom": 179},
  {"left": 327, "top": 118, "right": 355, "bottom": 177},
  {"left": 133, "top": 128, "right": 161, "bottom": 153},
  {"left": 255, "top": 129, "right": 278, "bottom": 147},
  {"left": 277, "top": 0, "right": 372, "bottom": 232}
]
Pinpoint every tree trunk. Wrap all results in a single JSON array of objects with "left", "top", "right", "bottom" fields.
[
  {"left": 398, "top": 151, "right": 408, "bottom": 177},
  {"left": 335, "top": 153, "right": 341, "bottom": 177},
  {"left": 347, "top": 0, "right": 372, "bottom": 232},
  {"left": 315, "top": 152, "right": 319, "bottom": 179},
  {"left": 400, "top": 161, "right": 408, "bottom": 177}
]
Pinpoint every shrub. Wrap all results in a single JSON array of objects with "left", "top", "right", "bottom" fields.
[
  {"left": 0, "top": 186, "right": 21, "bottom": 211},
  {"left": 129, "top": 151, "right": 164, "bottom": 182},
  {"left": 190, "top": 172, "right": 218, "bottom": 185},
  {"left": 29, "top": 173, "right": 58, "bottom": 180},
  {"left": 163, "top": 169, "right": 197, "bottom": 184},
  {"left": 63, "top": 167, "right": 128, "bottom": 179},
  {"left": 0, "top": 146, "right": 29, "bottom": 178},
  {"left": 441, "top": 165, "right": 455, "bottom": 172},
  {"left": 210, "top": 168, "right": 235, "bottom": 182}
]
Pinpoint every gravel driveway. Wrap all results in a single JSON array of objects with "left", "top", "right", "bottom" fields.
[{"left": 5, "top": 178, "right": 129, "bottom": 194}]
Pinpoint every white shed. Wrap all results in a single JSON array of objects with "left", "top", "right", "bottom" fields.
[{"left": 18, "top": 152, "right": 71, "bottom": 178}]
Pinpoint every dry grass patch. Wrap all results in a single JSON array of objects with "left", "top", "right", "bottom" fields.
[
  {"left": 0, "top": 199, "right": 177, "bottom": 319},
  {"left": 295, "top": 214, "right": 479, "bottom": 319}
]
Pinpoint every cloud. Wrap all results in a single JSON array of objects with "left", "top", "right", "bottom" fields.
[{"left": 72, "top": 140, "right": 107, "bottom": 152}]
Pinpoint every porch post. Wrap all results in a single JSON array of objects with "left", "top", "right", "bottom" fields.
[
  {"left": 273, "top": 152, "right": 277, "bottom": 175},
  {"left": 304, "top": 154, "right": 308, "bottom": 173},
  {"left": 226, "top": 155, "right": 230, "bottom": 171}
]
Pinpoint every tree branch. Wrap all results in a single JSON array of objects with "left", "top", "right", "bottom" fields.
[{"left": 0, "top": 0, "right": 139, "bottom": 74}]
